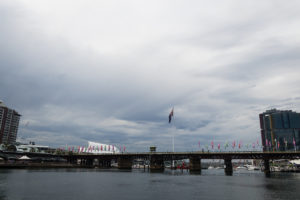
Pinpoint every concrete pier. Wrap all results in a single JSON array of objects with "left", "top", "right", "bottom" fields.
[
  {"left": 117, "top": 157, "right": 132, "bottom": 169},
  {"left": 224, "top": 158, "right": 233, "bottom": 176},
  {"left": 150, "top": 155, "right": 164, "bottom": 171},
  {"left": 98, "top": 159, "right": 111, "bottom": 168},
  {"left": 69, "top": 157, "right": 77, "bottom": 165},
  {"left": 86, "top": 159, "right": 94, "bottom": 166},
  {"left": 189, "top": 157, "right": 201, "bottom": 173},
  {"left": 264, "top": 159, "right": 270, "bottom": 177}
]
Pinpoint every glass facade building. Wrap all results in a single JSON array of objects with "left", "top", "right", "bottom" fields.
[
  {"left": 259, "top": 109, "right": 300, "bottom": 152},
  {"left": 0, "top": 101, "right": 21, "bottom": 144}
]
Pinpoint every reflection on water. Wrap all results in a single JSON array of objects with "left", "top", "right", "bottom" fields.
[
  {"left": 0, "top": 168, "right": 299, "bottom": 200},
  {"left": 0, "top": 175, "right": 7, "bottom": 200}
]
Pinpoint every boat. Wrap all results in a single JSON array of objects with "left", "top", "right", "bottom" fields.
[
  {"left": 236, "top": 166, "right": 247, "bottom": 170},
  {"left": 271, "top": 166, "right": 281, "bottom": 172},
  {"left": 245, "top": 165, "right": 260, "bottom": 170},
  {"left": 177, "top": 162, "right": 189, "bottom": 169}
]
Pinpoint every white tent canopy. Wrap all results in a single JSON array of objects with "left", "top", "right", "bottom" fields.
[
  {"left": 19, "top": 155, "right": 31, "bottom": 160},
  {"left": 83, "top": 141, "right": 120, "bottom": 154},
  {"left": 290, "top": 159, "right": 300, "bottom": 165}
]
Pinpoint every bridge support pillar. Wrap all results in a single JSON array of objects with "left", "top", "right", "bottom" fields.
[
  {"left": 86, "top": 159, "right": 94, "bottom": 166},
  {"left": 98, "top": 159, "right": 111, "bottom": 168},
  {"left": 106, "top": 160, "right": 111, "bottom": 168},
  {"left": 264, "top": 159, "right": 270, "bottom": 177},
  {"left": 150, "top": 155, "right": 164, "bottom": 171},
  {"left": 224, "top": 158, "right": 233, "bottom": 176},
  {"left": 80, "top": 159, "right": 86, "bottom": 166},
  {"left": 189, "top": 157, "right": 201, "bottom": 174},
  {"left": 70, "top": 158, "right": 77, "bottom": 165},
  {"left": 97, "top": 159, "right": 103, "bottom": 167},
  {"left": 118, "top": 157, "right": 132, "bottom": 169},
  {"left": 102, "top": 160, "right": 111, "bottom": 168}
]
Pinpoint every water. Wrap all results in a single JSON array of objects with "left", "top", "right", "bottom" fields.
[{"left": 0, "top": 168, "right": 299, "bottom": 200}]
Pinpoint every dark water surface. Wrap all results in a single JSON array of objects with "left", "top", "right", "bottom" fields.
[{"left": 0, "top": 168, "right": 299, "bottom": 200}]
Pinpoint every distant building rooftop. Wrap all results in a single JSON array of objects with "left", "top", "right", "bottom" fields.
[
  {"left": 0, "top": 100, "right": 6, "bottom": 107},
  {"left": 262, "top": 109, "right": 294, "bottom": 114}
]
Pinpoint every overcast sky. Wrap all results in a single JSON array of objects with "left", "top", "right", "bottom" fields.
[{"left": 1, "top": 0, "right": 300, "bottom": 151}]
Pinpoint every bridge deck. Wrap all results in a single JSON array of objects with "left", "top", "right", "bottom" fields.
[{"left": 1, "top": 151, "right": 300, "bottom": 160}]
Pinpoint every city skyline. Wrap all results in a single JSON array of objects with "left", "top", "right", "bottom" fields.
[{"left": 1, "top": 1, "right": 300, "bottom": 151}]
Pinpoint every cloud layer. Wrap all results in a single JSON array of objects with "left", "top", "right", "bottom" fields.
[{"left": 1, "top": 0, "right": 300, "bottom": 151}]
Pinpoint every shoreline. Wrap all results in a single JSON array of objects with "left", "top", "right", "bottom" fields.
[{"left": 0, "top": 163, "right": 99, "bottom": 169}]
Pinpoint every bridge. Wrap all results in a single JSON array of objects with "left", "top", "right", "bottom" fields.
[{"left": 1, "top": 151, "right": 300, "bottom": 176}]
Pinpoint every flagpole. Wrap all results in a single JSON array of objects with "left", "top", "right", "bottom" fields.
[
  {"left": 172, "top": 110, "right": 175, "bottom": 169},
  {"left": 169, "top": 107, "right": 175, "bottom": 152},
  {"left": 172, "top": 135, "right": 174, "bottom": 152},
  {"left": 172, "top": 107, "right": 175, "bottom": 153},
  {"left": 169, "top": 107, "right": 175, "bottom": 169}
]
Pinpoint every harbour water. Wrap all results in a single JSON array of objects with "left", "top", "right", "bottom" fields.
[{"left": 0, "top": 168, "right": 299, "bottom": 200}]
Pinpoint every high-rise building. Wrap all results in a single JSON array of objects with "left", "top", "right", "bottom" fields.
[
  {"left": 259, "top": 109, "right": 300, "bottom": 152},
  {"left": 0, "top": 101, "right": 21, "bottom": 144}
]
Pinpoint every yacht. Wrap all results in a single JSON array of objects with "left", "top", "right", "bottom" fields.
[
  {"left": 236, "top": 166, "right": 247, "bottom": 170},
  {"left": 245, "top": 164, "right": 260, "bottom": 170}
]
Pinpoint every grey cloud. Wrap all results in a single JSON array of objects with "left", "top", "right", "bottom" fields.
[{"left": 1, "top": 1, "right": 300, "bottom": 151}]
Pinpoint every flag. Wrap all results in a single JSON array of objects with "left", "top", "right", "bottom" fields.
[
  {"left": 224, "top": 141, "right": 229, "bottom": 149},
  {"left": 218, "top": 144, "right": 220, "bottom": 150},
  {"left": 168, "top": 108, "right": 174, "bottom": 123},
  {"left": 284, "top": 138, "right": 287, "bottom": 148},
  {"left": 211, "top": 141, "right": 214, "bottom": 149},
  {"left": 293, "top": 138, "right": 296, "bottom": 147}
]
